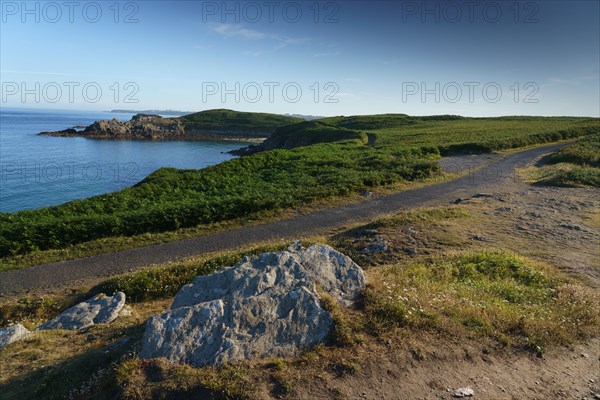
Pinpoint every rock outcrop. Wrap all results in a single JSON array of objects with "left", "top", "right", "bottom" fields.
[
  {"left": 37, "top": 292, "right": 126, "bottom": 331},
  {"left": 38, "top": 109, "right": 300, "bottom": 141},
  {"left": 140, "top": 243, "right": 366, "bottom": 366},
  {"left": 40, "top": 114, "right": 186, "bottom": 140},
  {"left": 0, "top": 324, "right": 30, "bottom": 349}
]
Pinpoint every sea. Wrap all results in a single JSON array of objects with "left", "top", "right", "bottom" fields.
[{"left": 0, "top": 108, "right": 250, "bottom": 213}]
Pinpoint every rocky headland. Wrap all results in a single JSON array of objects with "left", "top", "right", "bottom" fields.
[{"left": 38, "top": 109, "right": 302, "bottom": 141}]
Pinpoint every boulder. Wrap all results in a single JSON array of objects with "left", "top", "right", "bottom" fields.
[
  {"left": 140, "top": 243, "right": 366, "bottom": 366},
  {"left": 0, "top": 324, "right": 30, "bottom": 349},
  {"left": 37, "top": 292, "right": 126, "bottom": 331}
]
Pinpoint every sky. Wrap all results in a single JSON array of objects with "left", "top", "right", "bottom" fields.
[{"left": 1, "top": 0, "right": 599, "bottom": 117}]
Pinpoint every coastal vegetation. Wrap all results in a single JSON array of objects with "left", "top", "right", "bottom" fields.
[
  {"left": 0, "top": 113, "right": 598, "bottom": 259},
  {"left": 178, "top": 108, "right": 303, "bottom": 135},
  {"left": 530, "top": 133, "right": 600, "bottom": 187}
]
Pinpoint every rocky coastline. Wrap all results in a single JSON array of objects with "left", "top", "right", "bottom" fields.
[{"left": 38, "top": 113, "right": 271, "bottom": 142}]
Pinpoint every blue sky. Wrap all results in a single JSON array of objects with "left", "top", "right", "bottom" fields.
[{"left": 1, "top": 0, "right": 598, "bottom": 116}]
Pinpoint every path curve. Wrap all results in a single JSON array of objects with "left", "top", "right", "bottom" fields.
[{"left": 0, "top": 143, "right": 565, "bottom": 293}]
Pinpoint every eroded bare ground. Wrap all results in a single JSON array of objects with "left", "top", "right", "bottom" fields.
[
  {"left": 374, "top": 185, "right": 600, "bottom": 287},
  {"left": 457, "top": 186, "right": 600, "bottom": 287},
  {"left": 287, "top": 338, "right": 600, "bottom": 400}
]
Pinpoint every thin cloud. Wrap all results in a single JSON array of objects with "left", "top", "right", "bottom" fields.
[
  {"left": 210, "top": 23, "right": 309, "bottom": 57},
  {"left": 212, "top": 23, "right": 308, "bottom": 46}
]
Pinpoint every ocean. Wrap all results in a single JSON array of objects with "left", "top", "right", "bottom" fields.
[{"left": 0, "top": 108, "right": 249, "bottom": 212}]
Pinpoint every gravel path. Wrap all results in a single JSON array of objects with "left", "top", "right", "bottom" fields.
[{"left": 0, "top": 143, "right": 566, "bottom": 294}]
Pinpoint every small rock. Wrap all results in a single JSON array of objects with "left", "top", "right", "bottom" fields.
[
  {"left": 581, "top": 353, "right": 589, "bottom": 358},
  {"left": 472, "top": 193, "right": 493, "bottom": 199},
  {"left": 495, "top": 207, "right": 514, "bottom": 212},
  {"left": 362, "top": 191, "right": 373, "bottom": 197},
  {"left": 453, "top": 198, "right": 464, "bottom": 205},
  {"left": 453, "top": 387, "right": 474, "bottom": 397},
  {"left": 0, "top": 324, "right": 30, "bottom": 349},
  {"left": 560, "top": 224, "right": 583, "bottom": 231},
  {"left": 364, "top": 241, "right": 388, "bottom": 254},
  {"left": 118, "top": 305, "right": 133, "bottom": 317},
  {"left": 86, "top": 334, "right": 98, "bottom": 342},
  {"left": 403, "top": 247, "right": 418, "bottom": 255},
  {"left": 37, "top": 292, "right": 126, "bottom": 331}
]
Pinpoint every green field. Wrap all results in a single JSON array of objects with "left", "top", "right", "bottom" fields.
[{"left": 0, "top": 114, "right": 598, "bottom": 258}]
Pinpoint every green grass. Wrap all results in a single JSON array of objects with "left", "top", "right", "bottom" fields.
[
  {"left": 537, "top": 164, "right": 600, "bottom": 187},
  {"left": 320, "top": 114, "right": 599, "bottom": 154},
  {"left": 253, "top": 120, "right": 368, "bottom": 151},
  {"left": 547, "top": 133, "right": 600, "bottom": 167},
  {"left": 366, "top": 251, "right": 600, "bottom": 354},
  {"left": 533, "top": 134, "right": 600, "bottom": 187},
  {"left": 0, "top": 114, "right": 598, "bottom": 260},
  {"left": 0, "top": 141, "right": 438, "bottom": 257}
]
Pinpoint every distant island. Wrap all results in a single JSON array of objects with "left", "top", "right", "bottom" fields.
[
  {"left": 39, "top": 109, "right": 303, "bottom": 141},
  {"left": 109, "top": 109, "right": 194, "bottom": 116},
  {"left": 283, "top": 113, "right": 323, "bottom": 121}
]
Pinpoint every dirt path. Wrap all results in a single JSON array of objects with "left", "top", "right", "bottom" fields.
[{"left": 0, "top": 143, "right": 568, "bottom": 294}]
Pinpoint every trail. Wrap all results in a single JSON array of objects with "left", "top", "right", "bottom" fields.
[{"left": 0, "top": 143, "right": 564, "bottom": 293}]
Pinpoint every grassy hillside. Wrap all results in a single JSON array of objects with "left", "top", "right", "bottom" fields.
[
  {"left": 0, "top": 114, "right": 598, "bottom": 258},
  {"left": 249, "top": 120, "right": 368, "bottom": 152},
  {"left": 179, "top": 109, "right": 302, "bottom": 136},
  {"left": 532, "top": 133, "right": 600, "bottom": 187},
  {"left": 318, "top": 115, "right": 599, "bottom": 154}
]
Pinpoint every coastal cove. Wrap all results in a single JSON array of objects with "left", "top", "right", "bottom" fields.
[{"left": 0, "top": 108, "right": 253, "bottom": 212}]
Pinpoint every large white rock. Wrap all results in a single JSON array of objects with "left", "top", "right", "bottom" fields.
[
  {"left": 0, "top": 324, "right": 30, "bottom": 350},
  {"left": 36, "top": 292, "right": 126, "bottom": 331},
  {"left": 140, "top": 243, "right": 366, "bottom": 366}
]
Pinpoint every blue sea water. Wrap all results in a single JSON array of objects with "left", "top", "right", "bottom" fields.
[{"left": 0, "top": 108, "right": 250, "bottom": 212}]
